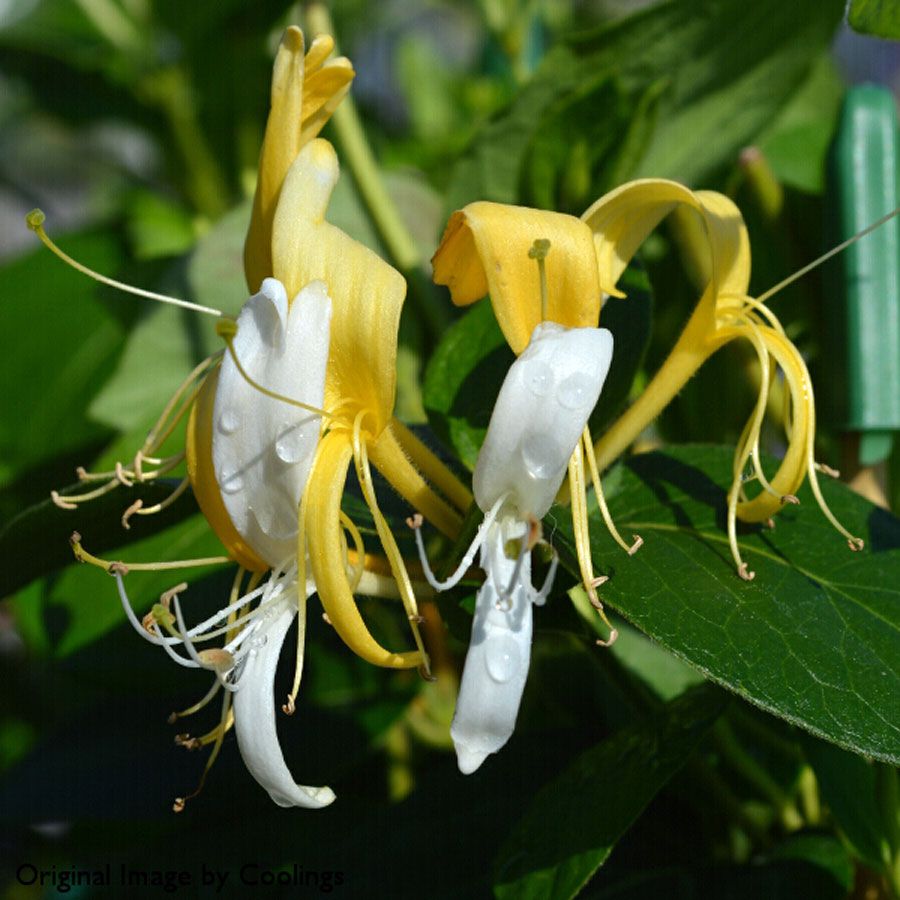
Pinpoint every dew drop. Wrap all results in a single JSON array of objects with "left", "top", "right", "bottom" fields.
[
  {"left": 275, "top": 427, "right": 306, "bottom": 465},
  {"left": 484, "top": 634, "right": 521, "bottom": 684},
  {"left": 218, "top": 408, "right": 239, "bottom": 434},
  {"left": 557, "top": 373, "right": 593, "bottom": 409},
  {"left": 521, "top": 433, "right": 561, "bottom": 480},
  {"left": 220, "top": 471, "right": 244, "bottom": 494},
  {"left": 525, "top": 362, "right": 553, "bottom": 397}
]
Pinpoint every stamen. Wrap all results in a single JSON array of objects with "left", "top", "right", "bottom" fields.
[
  {"left": 169, "top": 680, "right": 221, "bottom": 722},
  {"left": 51, "top": 479, "right": 120, "bottom": 508},
  {"left": 755, "top": 204, "right": 900, "bottom": 306},
  {"left": 582, "top": 428, "right": 642, "bottom": 555},
  {"left": 528, "top": 238, "right": 551, "bottom": 322},
  {"left": 282, "top": 589, "right": 308, "bottom": 717},
  {"left": 408, "top": 495, "right": 506, "bottom": 592},
  {"left": 352, "top": 411, "right": 431, "bottom": 676},
  {"left": 26, "top": 209, "right": 223, "bottom": 317},
  {"left": 70, "top": 532, "right": 230, "bottom": 572},
  {"left": 173, "top": 691, "right": 233, "bottom": 813},
  {"left": 567, "top": 444, "right": 616, "bottom": 640},
  {"left": 121, "top": 477, "right": 190, "bottom": 528}
]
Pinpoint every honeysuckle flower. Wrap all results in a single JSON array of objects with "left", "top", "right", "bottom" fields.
[
  {"left": 433, "top": 208, "right": 641, "bottom": 629},
  {"left": 434, "top": 181, "right": 864, "bottom": 584},
  {"left": 31, "top": 26, "right": 471, "bottom": 810},
  {"left": 581, "top": 179, "right": 864, "bottom": 578},
  {"left": 413, "top": 320, "right": 613, "bottom": 772}
]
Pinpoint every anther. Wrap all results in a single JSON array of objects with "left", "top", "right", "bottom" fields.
[
  {"left": 848, "top": 537, "right": 865, "bottom": 552},
  {"left": 322, "top": 612, "right": 332, "bottom": 626},
  {"left": 172, "top": 797, "right": 186, "bottom": 814},
  {"left": 596, "top": 628, "right": 619, "bottom": 648},
  {"left": 817, "top": 463, "right": 840, "bottom": 479},
  {"left": 108, "top": 561, "right": 129, "bottom": 576},
  {"left": 738, "top": 562, "right": 756, "bottom": 582},
  {"left": 115, "top": 461, "right": 134, "bottom": 487},
  {"left": 627, "top": 535, "right": 643, "bottom": 555},
  {"left": 418, "top": 663, "right": 437, "bottom": 683},
  {"left": 160, "top": 583, "right": 188, "bottom": 606},
  {"left": 26, "top": 208, "right": 46, "bottom": 230},
  {"left": 406, "top": 513, "right": 424, "bottom": 530},
  {"left": 780, "top": 494, "right": 800, "bottom": 506},
  {"left": 528, "top": 238, "right": 551, "bottom": 261},
  {"left": 408, "top": 614, "right": 425, "bottom": 624},
  {"left": 765, "top": 518, "right": 776, "bottom": 530},
  {"left": 51, "top": 490, "right": 77, "bottom": 510},
  {"left": 282, "top": 695, "right": 296, "bottom": 716},
  {"left": 167, "top": 712, "right": 179, "bottom": 725},
  {"left": 215, "top": 317, "right": 239, "bottom": 339},
  {"left": 122, "top": 499, "right": 143, "bottom": 529}
]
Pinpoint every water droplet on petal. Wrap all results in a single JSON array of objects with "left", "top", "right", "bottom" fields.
[
  {"left": 218, "top": 409, "right": 239, "bottom": 434},
  {"left": 521, "top": 433, "right": 560, "bottom": 480},
  {"left": 557, "top": 373, "right": 593, "bottom": 409},
  {"left": 221, "top": 471, "right": 244, "bottom": 494},
  {"left": 525, "top": 362, "right": 553, "bottom": 397},
  {"left": 275, "top": 427, "right": 306, "bottom": 464},
  {"left": 484, "top": 634, "right": 521, "bottom": 683}
]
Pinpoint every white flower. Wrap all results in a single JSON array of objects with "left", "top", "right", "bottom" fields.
[{"left": 414, "top": 322, "right": 614, "bottom": 772}]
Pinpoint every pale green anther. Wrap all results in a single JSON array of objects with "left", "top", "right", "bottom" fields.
[
  {"left": 503, "top": 538, "right": 522, "bottom": 560},
  {"left": 215, "top": 317, "right": 239, "bottom": 339},
  {"left": 26, "top": 208, "right": 46, "bottom": 231}
]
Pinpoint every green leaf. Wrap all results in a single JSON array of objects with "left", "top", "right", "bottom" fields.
[
  {"left": 554, "top": 445, "right": 900, "bottom": 763},
  {"left": 492, "top": 684, "right": 727, "bottom": 899},
  {"left": 423, "top": 300, "right": 513, "bottom": 470},
  {"left": 0, "top": 232, "right": 126, "bottom": 483},
  {"left": 448, "top": 0, "right": 845, "bottom": 206},
  {"left": 848, "top": 0, "right": 900, "bottom": 39},
  {"left": 87, "top": 303, "right": 218, "bottom": 431}
]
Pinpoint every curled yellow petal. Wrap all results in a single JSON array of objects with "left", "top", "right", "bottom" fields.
[
  {"left": 432, "top": 201, "right": 602, "bottom": 354},
  {"left": 272, "top": 139, "right": 405, "bottom": 434},
  {"left": 582, "top": 179, "right": 751, "bottom": 304},
  {"left": 244, "top": 27, "right": 354, "bottom": 293},
  {"left": 588, "top": 181, "right": 752, "bottom": 471},
  {"left": 185, "top": 368, "right": 269, "bottom": 573},
  {"left": 306, "top": 431, "right": 423, "bottom": 669}
]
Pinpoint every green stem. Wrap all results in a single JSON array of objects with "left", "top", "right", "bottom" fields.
[
  {"left": 875, "top": 764, "right": 900, "bottom": 897},
  {"left": 139, "top": 66, "right": 230, "bottom": 220},
  {"left": 713, "top": 719, "right": 804, "bottom": 831}
]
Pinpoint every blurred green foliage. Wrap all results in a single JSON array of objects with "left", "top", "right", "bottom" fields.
[{"left": 1, "top": 1, "right": 899, "bottom": 898}]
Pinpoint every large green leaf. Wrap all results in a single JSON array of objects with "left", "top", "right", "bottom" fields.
[
  {"left": 447, "top": 0, "right": 844, "bottom": 207},
  {"left": 493, "top": 684, "right": 727, "bottom": 899},
  {"left": 848, "top": 0, "right": 900, "bottom": 39},
  {"left": 554, "top": 445, "right": 900, "bottom": 763}
]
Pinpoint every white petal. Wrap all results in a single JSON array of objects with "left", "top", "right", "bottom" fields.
[
  {"left": 451, "top": 517, "right": 534, "bottom": 774},
  {"left": 213, "top": 278, "right": 332, "bottom": 567},
  {"left": 233, "top": 590, "right": 335, "bottom": 808},
  {"left": 474, "top": 323, "right": 613, "bottom": 519}
]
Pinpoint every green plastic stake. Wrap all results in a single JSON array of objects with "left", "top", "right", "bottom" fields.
[{"left": 826, "top": 84, "right": 900, "bottom": 466}]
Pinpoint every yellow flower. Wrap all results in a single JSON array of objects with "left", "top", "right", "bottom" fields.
[
  {"left": 433, "top": 180, "right": 862, "bottom": 586},
  {"left": 31, "top": 25, "right": 471, "bottom": 810}
]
